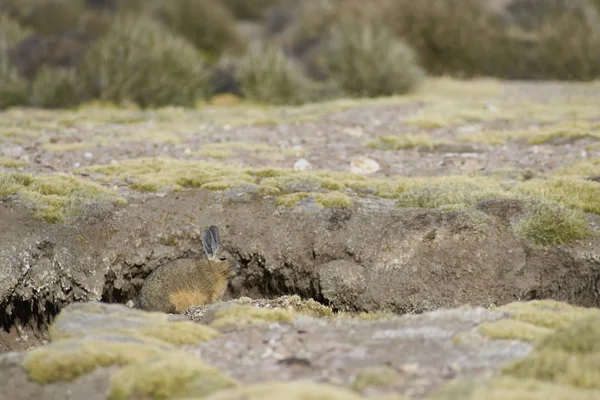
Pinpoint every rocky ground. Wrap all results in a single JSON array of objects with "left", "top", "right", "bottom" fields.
[{"left": 1, "top": 77, "right": 600, "bottom": 399}]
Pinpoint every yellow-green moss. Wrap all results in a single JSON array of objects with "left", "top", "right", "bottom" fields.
[
  {"left": 108, "top": 352, "right": 237, "bottom": 400},
  {"left": 555, "top": 157, "right": 600, "bottom": 179},
  {"left": 0, "top": 171, "right": 126, "bottom": 223},
  {"left": 365, "top": 134, "right": 439, "bottom": 150},
  {"left": 458, "top": 121, "right": 600, "bottom": 146},
  {"left": 23, "top": 336, "right": 173, "bottom": 383},
  {"left": 395, "top": 178, "right": 505, "bottom": 209},
  {"left": 276, "top": 192, "right": 353, "bottom": 209},
  {"left": 431, "top": 376, "right": 600, "bottom": 400},
  {"left": 478, "top": 319, "right": 554, "bottom": 343},
  {"left": 498, "top": 300, "right": 600, "bottom": 330},
  {"left": 502, "top": 317, "right": 600, "bottom": 390},
  {"left": 202, "top": 381, "right": 365, "bottom": 400},
  {"left": 0, "top": 157, "right": 27, "bottom": 168},
  {"left": 132, "top": 322, "right": 220, "bottom": 346},
  {"left": 195, "top": 141, "right": 305, "bottom": 160},
  {"left": 210, "top": 305, "right": 296, "bottom": 329},
  {"left": 515, "top": 178, "right": 600, "bottom": 215},
  {"left": 513, "top": 201, "right": 592, "bottom": 246},
  {"left": 351, "top": 366, "right": 401, "bottom": 393}
]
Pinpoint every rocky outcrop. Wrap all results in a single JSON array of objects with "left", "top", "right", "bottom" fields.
[
  {"left": 1, "top": 298, "right": 599, "bottom": 399},
  {"left": 2, "top": 190, "right": 600, "bottom": 352}
]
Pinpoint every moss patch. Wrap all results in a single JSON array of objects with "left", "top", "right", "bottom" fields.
[
  {"left": 23, "top": 335, "right": 174, "bottom": 383},
  {"left": 195, "top": 141, "right": 305, "bottom": 160},
  {"left": 0, "top": 157, "right": 27, "bottom": 168},
  {"left": 478, "top": 319, "right": 553, "bottom": 343},
  {"left": 503, "top": 316, "right": 600, "bottom": 390},
  {"left": 365, "top": 134, "right": 440, "bottom": 150},
  {"left": 498, "top": 300, "right": 600, "bottom": 330},
  {"left": 458, "top": 121, "right": 600, "bottom": 146},
  {"left": 0, "top": 171, "right": 126, "bottom": 223},
  {"left": 431, "top": 376, "right": 600, "bottom": 400},
  {"left": 202, "top": 381, "right": 366, "bottom": 400},
  {"left": 210, "top": 305, "right": 296, "bottom": 329},
  {"left": 49, "top": 301, "right": 220, "bottom": 345},
  {"left": 276, "top": 192, "right": 353, "bottom": 209},
  {"left": 109, "top": 352, "right": 237, "bottom": 400},
  {"left": 515, "top": 178, "right": 600, "bottom": 215},
  {"left": 351, "top": 366, "right": 401, "bottom": 393},
  {"left": 513, "top": 201, "right": 592, "bottom": 246}
]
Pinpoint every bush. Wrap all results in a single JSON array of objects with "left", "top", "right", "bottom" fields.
[
  {"left": 219, "top": 0, "right": 280, "bottom": 20},
  {"left": 514, "top": 202, "right": 591, "bottom": 246},
  {"left": 28, "top": 66, "right": 82, "bottom": 108},
  {"left": 0, "top": 0, "right": 87, "bottom": 35},
  {"left": 157, "top": 0, "right": 244, "bottom": 59},
  {"left": 364, "top": 0, "right": 600, "bottom": 80},
  {"left": 233, "top": 42, "right": 310, "bottom": 105},
  {"left": 0, "top": 13, "right": 31, "bottom": 108},
  {"left": 324, "top": 20, "right": 424, "bottom": 97},
  {"left": 77, "top": 14, "right": 210, "bottom": 107}
]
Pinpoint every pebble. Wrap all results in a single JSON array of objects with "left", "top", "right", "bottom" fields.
[
  {"left": 350, "top": 156, "right": 380, "bottom": 175},
  {"left": 294, "top": 158, "right": 312, "bottom": 171}
]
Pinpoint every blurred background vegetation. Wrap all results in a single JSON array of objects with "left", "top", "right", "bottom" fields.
[{"left": 1, "top": 0, "right": 600, "bottom": 109}]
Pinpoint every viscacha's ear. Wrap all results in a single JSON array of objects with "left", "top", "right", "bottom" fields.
[
  {"left": 202, "top": 227, "right": 219, "bottom": 259},
  {"left": 208, "top": 225, "right": 221, "bottom": 247}
]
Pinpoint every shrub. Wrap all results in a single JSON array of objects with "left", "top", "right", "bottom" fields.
[
  {"left": 0, "top": 13, "right": 31, "bottom": 108},
  {"left": 219, "top": 0, "right": 280, "bottom": 20},
  {"left": 157, "top": 0, "right": 244, "bottom": 59},
  {"left": 28, "top": 66, "right": 82, "bottom": 108},
  {"left": 0, "top": 0, "right": 87, "bottom": 35},
  {"left": 372, "top": 0, "right": 600, "bottom": 80},
  {"left": 77, "top": 14, "right": 210, "bottom": 107},
  {"left": 514, "top": 201, "right": 591, "bottom": 246},
  {"left": 233, "top": 42, "right": 310, "bottom": 105},
  {"left": 324, "top": 20, "right": 424, "bottom": 97}
]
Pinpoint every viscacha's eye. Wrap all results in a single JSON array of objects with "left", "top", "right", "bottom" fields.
[{"left": 219, "top": 257, "right": 227, "bottom": 261}]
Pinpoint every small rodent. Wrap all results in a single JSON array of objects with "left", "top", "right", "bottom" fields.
[{"left": 138, "top": 225, "right": 240, "bottom": 313}]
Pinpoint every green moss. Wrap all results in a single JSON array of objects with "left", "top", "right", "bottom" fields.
[
  {"left": 202, "top": 381, "right": 366, "bottom": 400},
  {"left": 23, "top": 336, "right": 174, "bottom": 383},
  {"left": 515, "top": 178, "right": 600, "bottom": 214},
  {"left": 260, "top": 295, "right": 334, "bottom": 318},
  {"left": 133, "top": 321, "right": 220, "bottom": 346},
  {"left": 325, "top": 20, "right": 424, "bottom": 97},
  {"left": 351, "top": 366, "right": 401, "bottom": 393},
  {"left": 48, "top": 301, "right": 221, "bottom": 346},
  {"left": 210, "top": 305, "right": 296, "bottom": 329},
  {"left": 195, "top": 141, "right": 305, "bottom": 159},
  {"left": 458, "top": 121, "right": 600, "bottom": 146},
  {"left": 395, "top": 179, "right": 505, "bottom": 209},
  {"left": 555, "top": 157, "right": 600, "bottom": 179},
  {"left": 276, "top": 192, "right": 353, "bottom": 208},
  {"left": 431, "top": 376, "right": 600, "bottom": 400},
  {"left": 108, "top": 352, "right": 237, "bottom": 400},
  {"left": 0, "top": 157, "right": 27, "bottom": 168},
  {"left": 0, "top": 171, "right": 126, "bottom": 223},
  {"left": 503, "top": 317, "right": 600, "bottom": 389},
  {"left": 478, "top": 319, "right": 553, "bottom": 343},
  {"left": 499, "top": 300, "right": 600, "bottom": 330},
  {"left": 513, "top": 201, "right": 591, "bottom": 246},
  {"left": 365, "top": 134, "right": 439, "bottom": 150}
]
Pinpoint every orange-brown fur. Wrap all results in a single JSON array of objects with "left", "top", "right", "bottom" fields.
[{"left": 138, "top": 226, "right": 239, "bottom": 313}]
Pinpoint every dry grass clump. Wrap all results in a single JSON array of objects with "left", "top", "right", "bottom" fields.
[
  {"left": 232, "top": 42, "right": 311, "bottom": 105},
  {"left": 324, "top": 19, "right": 424, "bottom": 97},
  {"left": 77, "top": 14, "right": 210, "bottom": 107}
]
